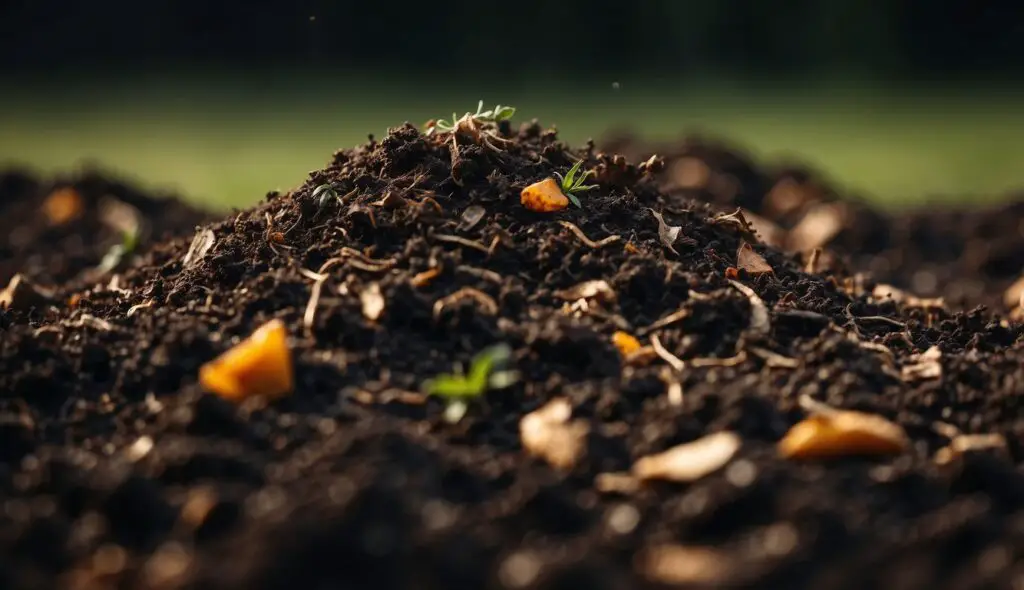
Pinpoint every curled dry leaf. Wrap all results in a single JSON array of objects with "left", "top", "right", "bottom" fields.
[
  {"left": 553, "top": 280, "right": 616, "bottom": 304},
  {"left": 612, "top": 331, "right": 641, "bottom": 356},
  {"left": 736, "top": 241, "right": 774, "bottom": 275},
  {"left": 638, "top": 544, "right": 734, "bottom": 586},
  {"left": 360, "top": 282, "right": 385, "bottom": 321},
  {"left": 779, "top": 404, "right": 908, "bottom": 460},
  {"left": 199, "top": 319, "right": 294, "bottom": 403},
  {"left": 41, "top": 186, "right": 84, "bottom": 226},
  {"left": 901, "top": 345, "right": 942, "bottom": 382},
  {"left": 183, "top": 228, "right": 216, "bottom": 269},
  {"left": 519, "top": 398, "right": 590, "bottom": 470},
  {"left": 728, "top": 280, "right": 770, "bottom": 339},
  {"left": 0, "top": 274, "right": 54, "bottom": 310},
  {"left": 786, "top": 202, "right": 846, "bottom": 252},
  {"left": 872, "top": 284, "right": 944, "bottom": 309},
  {"left": 632, "top": 431, "right": 742, "bottom": 483},
  {"left": 647, "top": 208, "right": 690, "bottom": 254}
]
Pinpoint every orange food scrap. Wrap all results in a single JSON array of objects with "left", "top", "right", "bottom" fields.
[
  {"left": 612, "top": 331, "right": 641, "bottom": 356},
  {"left": 778, "top": 410, "right": 908, "bottom": 460},
  {"left": 41, "top": 187, "right": 84, "bottom": 226},
  {"left": 411, "top": 267, "right": 442, "bottom": 288},
  {"left": 199, "top": 319, "right": 294, "bottom": 402},
  {"left": 520, "top": 178, "right": 569, "bottom": 212},
  {"left": 724, "top": 267, "right": 740, "bottom": 280}
]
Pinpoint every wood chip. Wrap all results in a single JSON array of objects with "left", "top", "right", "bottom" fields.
[
  {"left": 779, "top": 401, "right": 908, "bottom": 460},
  {"left": 728, "top": 280, "right": 770, "bottom": 338},
  {"left": 553, "top": 280, "right": 616, "bottom": 303},
  {"left": 633, "top": 431, "right": 742, "bottom": 482},
  {"left": 360, "top": 282, "right": 385, "bottom": 321},
  {"left": 638, "top": 544, "right": 734, "bottom": 586},
  {"left": 182, "top": 228, "right": 216, "bottom": 269},
  {"left": 558, "top": 221, "right": 621, "bottom": 249},
  {"left": 786, "top": 202, "right": 846, "bottom": 251},
  {"left": 736, "top": 241, "right": 774, "bottom": 275},
  {"left": 519, "top": 398, "right": 590, "bottom": 471},
  {"left": 901, "top": 345, "right": 942, "bottom": 382}
]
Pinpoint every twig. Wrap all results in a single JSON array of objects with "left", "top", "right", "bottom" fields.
[
  {"left": 651, "top": 334, "right": 685, "bottom": 372},
  {"left": 558, "top": 221, "right": 621, "bottom": 249}
]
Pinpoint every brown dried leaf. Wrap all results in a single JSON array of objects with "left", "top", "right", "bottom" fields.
[
  {"left": 183, "top": 228, "right": 216, "bottom": 269},
  {"left": 638, "top": 544, "right": 734, "bottom": 586},
  {"left": 360, "top": 282, "right": 385, "bottom": 321},
  {"left": 744, "top": 210, "right": 786, "bottom": 248},
  {"left": 633, "top": 431, "right": 742, "bottom": 482},
  {"left": 0, "top": 274, "right": 54, "bottom": 310},
  {"left": 373, "top": 192, "right": 407, "bottom": 209},
  {"left": 786, "top": 202, "right": 846, "bottom": 252},
  {"left": 647, "top": 208, "right": 682, "bottom": 254},
  {"left": 594, "top": 472, "right": 641, "bottom": 495},
  {"left": 900, "top": 345, "right": 942, "bottom": 382},
  {"left": 779, "top": 404, "right": 909, "bottom": 460},
  {"left": 667, "top": 157, "right": 710, "bottom": 189},
  {"left": 553, "top": 280, "right": 616, "bottom": 303},
  {"left": 736, "top": 241, "right": 774, "bottom": 275},
  {"left": 519, "top": 398, "right": 589, "bottom": 471},
  {"left": 460, "top": 205, "right": 487, "bottom": 230}
]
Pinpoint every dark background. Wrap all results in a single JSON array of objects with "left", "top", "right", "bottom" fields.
[{"left": 3, "top": 0, "right": 1024, "bottom": 80}]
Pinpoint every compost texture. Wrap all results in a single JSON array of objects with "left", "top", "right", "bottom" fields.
[
  {"left": 2, "top": 122, "right": 1024, "bottom": 590},
  {"left": 600, "top": 131, "right": 1024, "bottom": 313}
]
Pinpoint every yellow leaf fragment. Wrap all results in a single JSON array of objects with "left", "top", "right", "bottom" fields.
[
  {"left": 612, "top": 331, "right": 641, "bottom": 356},
  {"left": 633, "top": 431, "right": 742, "bottom": 483},
  {"left": 519, "top": 398, "right": 589, "bottom": 470},
  {"left": 779, "top": 409, "right": 908, "bottom": 460},
  {"left": 199, "top": 319, "right": 294, "bottom": 403},
  {"left": 520, "top": 178, "right": 569, "bottom": 212}
]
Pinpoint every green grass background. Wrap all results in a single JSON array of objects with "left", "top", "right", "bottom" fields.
[{"left": 3, "top": 71, "right": 1024, "bottom": 211}]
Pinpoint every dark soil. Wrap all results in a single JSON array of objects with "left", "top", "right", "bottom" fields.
[
  {"left": 599, "top": 131, "right": 1024, "bottom": 312},
  {"left": 2, "top": 121, "right": 1024, "bottom": 590}
]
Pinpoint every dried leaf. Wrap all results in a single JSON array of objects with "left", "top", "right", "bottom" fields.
[
  {"left": 373, "top": 192, "right": 407, "bottom": 209},
  {"left": 183, "top": 228, "right": 216, "bottom": 269},
  {"left": 519, "top": 398, "right": 589, "bottom": 470},
  {"left": 736, "top": 241, "right": 774, "bottom": 275},
  {"left": 460, "top": 205, "right": 487, "bottom": 230},
  {"left": 633, "top": 431, "right": 742, "bottom": 482},
  {"left": 553, "top": 280, "right": 617, "bottom": 303},
  {"left": 786, "top": 202, "right": 845, "bottom": 252},
  {"left": 900, "top": 345, "right": 942, "bottom": 382},
  {"left": 779, "top": 404, "right": 908, "bottom": 460},
  {"left": 647, "top": 208, "right": 688, "bottom": 254},
  {"left": 638, "top": 544, "right": 734, "bottom": 586},
  {"left": 360, "top": 282, "right": 385, "bottom": 321},
  {"left": 0, "top": 274, "right": 54, "bottom": 310},
  {"left": 872, "top": 284, "right": 944, "bottom": 309},
  {"left": 728, "top": 280, "right": 770, "bottom": 338},
  {"left": 743, "top": 210, "right": 786, "bottom": 248}
]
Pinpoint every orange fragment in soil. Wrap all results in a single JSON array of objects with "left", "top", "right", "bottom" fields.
[
  {"left": 724, "top": 267, "right": 740, "bottom": 280},
  {"left": 41, "top": 187, "right": 84, "bottom": 226},
  {"left": 612, "top": 331, "right": 641, "bottom": 356},
  {"left": 520, "top": 178, "right": 569, "bottom": 212},
  {"left": 199, "top": 319, "right": 294, "bottom": 403},
  {"left": 778, "top": 411, "right": 908, "bottom": 460},
  {"left": 411, "top": 267, "right": 442, "bottom": 288}
]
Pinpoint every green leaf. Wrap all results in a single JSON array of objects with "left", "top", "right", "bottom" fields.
[
  {"left": 493, "top": 105, "right": 516, "bottom": 121},
  {"left": 566, "top": 193, "right": 582, "bottom": 208},
  {"left": 561, "top": 160, "right": 583, "bottom": 191},
  {"left": 574, "top": 184, "right": 598, "bottom": 193},
  {"left": 424, "top": 374, "right": 478, "bottom": 399}
]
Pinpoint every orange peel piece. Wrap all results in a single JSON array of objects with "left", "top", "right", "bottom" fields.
[
  {"left": 41, "top": 187, "right": 84, "bottom": 226},
  {"left": 778, "top": 411, "right": 908, "bottom": 460},
  {"left": 199, "top": 319, "right": 294, "bottom": 402},
  {"left": 612, "top": 331, "right": 641, "bottom": 356},
  {"left": 520, "top": 178, "right": 569, "bottom": 212}
]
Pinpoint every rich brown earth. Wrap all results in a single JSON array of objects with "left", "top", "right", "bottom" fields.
[{"left": 2, "top": 121, "right": 1024, "bottom": 590}]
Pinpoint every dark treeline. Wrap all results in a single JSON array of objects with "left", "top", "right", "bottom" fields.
[{"left": 3, "top": 0, "right": 1024, "bottom": 80}]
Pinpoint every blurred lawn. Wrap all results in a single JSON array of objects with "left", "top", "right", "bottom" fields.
[{"left": 3, "top": 71, "right": 1024, "bottom": 211}]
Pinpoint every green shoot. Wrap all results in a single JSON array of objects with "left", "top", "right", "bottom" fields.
[
  {"left": 96, "top": 226, "right": 141, "bottom": 275},
  {"left": 429, "top": 101, "right": 516, "bottom": 134},
  {"left": 312, "top": 183, "right": 340, "bottom": 208},
  {"left": 554, "top": 159, "right": 598, "bottom": 208},
  {"left": 422, "top": 343, "right": 520, "bottom": 423}
]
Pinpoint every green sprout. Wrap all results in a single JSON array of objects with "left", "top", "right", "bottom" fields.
[
  {"left": 554, "top": 159, "right": 598, "bottom": 208},
  {"left": 312, "top": 183, "right": 340, "bottom": 208},
  {"left": 422, "top": 343, "right": 520, "bottom": 423},
  {"left": 425, "top": 101, "right": 516, "bottom": 152},
  {"left": 96, "top": 226, "right": 141, "bottom": 275}
]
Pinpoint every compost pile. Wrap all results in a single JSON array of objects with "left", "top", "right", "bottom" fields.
[
  {"left": 2, "top": 118, "right": 1024, "bottom": 590},
  {"left": 600, "top": 132, "right": 1024, "bottom": 313}
]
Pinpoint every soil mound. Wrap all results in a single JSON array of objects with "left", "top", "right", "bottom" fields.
[
  {"left": 1, "top": 120, "right": 1023, "bottom": 590},
  {"left": 600, "top": 131, "right": 1024, "bottom": 313}
]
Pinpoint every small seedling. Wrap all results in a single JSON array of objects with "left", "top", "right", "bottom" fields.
[
  {"left": 554, "top": 159, "right": 598, "bottom": 208},
  {"left": 425, "top": 101, "right": 516, "bottom": 152},
  {"left": 422, "top": 343, "right": 520, "bottom": 423},
  {"left": 312, "top": 183, "right": 340, "bottom": 208},
  {"left": 96, "top": 227, "right": 140, "bottom": 275}
]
